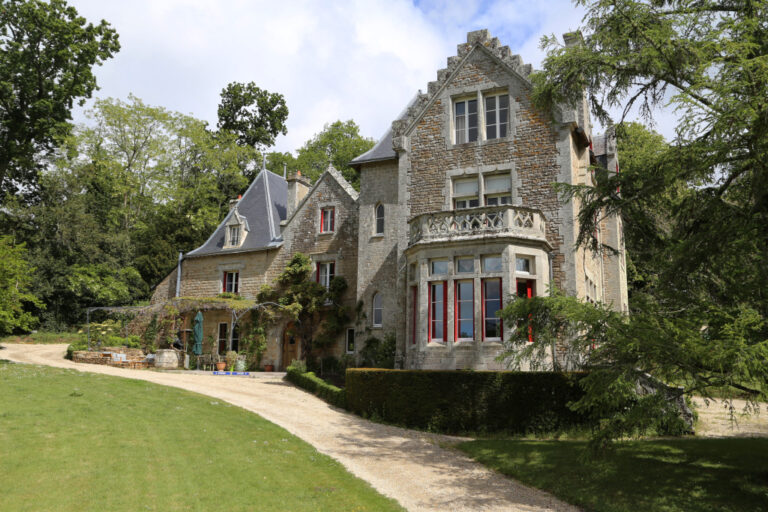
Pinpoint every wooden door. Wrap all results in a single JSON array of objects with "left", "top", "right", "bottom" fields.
[{"left": 281, "top": 326, "right": 299, "bottom": 370}]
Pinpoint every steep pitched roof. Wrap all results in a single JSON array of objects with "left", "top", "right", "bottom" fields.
[
  {"left": 283, "top": 164, "right": 358, "bottom": 226},
  {"left": 185, "top": 169, "right": 287, "bottom": 258},
  {"left": 349, "top": 128, "right": 394, "bottom": 166}
]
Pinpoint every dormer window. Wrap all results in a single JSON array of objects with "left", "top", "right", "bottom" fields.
[
  {"left": 224, "top": 207, "right": 248, "bottom": 248},
  {"left": 229, "top": 226, "right": 240, "bottom": 246}
]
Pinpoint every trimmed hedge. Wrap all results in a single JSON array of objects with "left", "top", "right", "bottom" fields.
[
  {"left": 286, "top": 368, "right": 347, "bottom": 409},
  {"left": 345, "top": 369, "right": 590, "bottom": 434}
]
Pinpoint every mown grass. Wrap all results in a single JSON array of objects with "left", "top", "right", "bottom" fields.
[
  {"left": 0, "top": 361, "right": 403, "bottom": 512},
  {"left": 1, "top": 331, "right": 82, "bottom": 345},
  {"left": 458, "top": 438, "right": 768, "bottom": 512}
]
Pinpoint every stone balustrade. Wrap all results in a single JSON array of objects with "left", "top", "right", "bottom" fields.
[{"left": 407, "top": 205, "right": 548, "bottom": 247}]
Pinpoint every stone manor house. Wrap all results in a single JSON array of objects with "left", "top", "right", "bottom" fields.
[{"left": 150, "top": 30, "right": 628, "bottom": 371}]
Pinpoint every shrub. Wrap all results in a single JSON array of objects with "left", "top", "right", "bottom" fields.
[
  {"left": 65, "top": 337, "right": 87, "bottom": 359},
  {"left": 360, "top": 332, "right": 396, "bottom": 368},
  {"left": 286, "top": 367, "right": 346, "bottom": 409},
  {"left": 345, "top": 369, "right": 591, "bottom": 435}
]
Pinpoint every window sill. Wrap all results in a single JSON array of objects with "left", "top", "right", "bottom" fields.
[
  {"left": 453, "top": 339, "right": 475, "bottom": 346},
  {"left": 427, "top": 341, "right": 447, "bottom": 348},
  {"left": 370, "top": 325, "right": 382, "bottom": 330},
  {"left": 318, "top": 231, "right": 335, "bottom": 236},
  {"left": 451, "top": 136, "right": 510, "bottom": 149},
  {"left": 482, "top": 339, "right": 503, "bottom": 346},
  {"left": 370, "top": 234, "right": 384, "bottom": 239}
]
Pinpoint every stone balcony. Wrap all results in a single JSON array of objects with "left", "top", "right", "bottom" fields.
[{"left": 407, "top": 205, "right": 549, "bottom": 249}]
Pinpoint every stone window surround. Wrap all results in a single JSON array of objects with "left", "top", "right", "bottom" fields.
[
  {"left": 224, "top": 212, "right": 247, "bottom": 248},
  {"left": 406, "top": 245, "right": 549, "bottom": 350},
  {"left": 371, "top": 292, "right": 383, "bottom": 328},
  {"left": 443, "top": 84, "right": 517, "bottom": 149},
  {"left": 373, "top": 203, "right": 385, "bottom": 237},
  {"left": 346, "top": 328, "right": 355, "bottom": 354},
  {"left": 318, "top": 202, "right": 337, "bottom": 235},
  {"left": 444, "top": 164, "right": 522, "bottom": 211}
]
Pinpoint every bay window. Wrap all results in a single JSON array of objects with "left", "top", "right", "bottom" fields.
[
  {"left": 428, "top": 281, "right": 447, "bottom": 342},
  {"left": 482, "top": 278, "right": 502, "bottom": 341},
  {"left": 455, "top": 280, "right": 474, "bottom": 341}
]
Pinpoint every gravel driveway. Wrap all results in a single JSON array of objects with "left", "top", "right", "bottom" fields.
[{"left": 1, "top": 343, "right": 577, "bottom": 512}]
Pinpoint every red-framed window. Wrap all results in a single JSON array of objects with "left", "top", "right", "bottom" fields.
[
  {"left": 428, "top": 281, "right": 447, "bottom": 342},
  {"left": 482, "top": 278, "right": 502, "bottom": 341},
  {"left": 516, "top": 279, "right": 535, "bottom": 342},
  {"left": 411, "top": 285, "right": 418, "bottom": 344},
  {"left": 316, "top": 262, "right": 335, "bottom": 289},
  {"left": 320, "top": 206, "right": 335, "bottom": 233},
  {"left": 222, "top": 271, "right": 239, "bottom": 294},
  {"left": 455, "top": 280, "right": 474, "bottom": 341}
]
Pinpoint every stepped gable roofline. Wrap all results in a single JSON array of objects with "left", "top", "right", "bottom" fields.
[
  {"left": 282, "top": 164, "right": 358, "bottom": 227},
  {"left": 185, "top": 168, "right": 287, "bottom": 259},
  {"left": 391, "top": 29, "right": 536, "bottom": 140}
]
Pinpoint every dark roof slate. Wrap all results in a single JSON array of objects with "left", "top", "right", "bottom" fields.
[
  {"left": 185, "top": 169, "right": 287, "bottom": 258},
  {"left": 349, "top": 128, "right": 395, "bottom": 165}
]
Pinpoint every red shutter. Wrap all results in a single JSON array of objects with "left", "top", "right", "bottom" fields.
[
  {"left": 222, "top": 272, "right": 226, "bottom": 293},
  {"left": 442, "top": 282, "right": 447, "bottom": 342},
  {"left": 427, "top": 283, "right": 432, "bottom": 341},
  {"left": 453, "top": 281, "right": 458, "bottom": 342},
  {"left": 320, "top": 208, "right": 325, "bottom": 232}
]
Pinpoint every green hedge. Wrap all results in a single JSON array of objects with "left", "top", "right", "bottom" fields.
[
  {"left": 286, "top": 368, "right": 347, "bottom": 409},
  {"left": 345, "top": 369, "right": 590, "bottom": 434}
]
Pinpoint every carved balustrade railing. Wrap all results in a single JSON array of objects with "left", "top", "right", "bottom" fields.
[{"left": 408, "top": 205, "right": 547, "bottom": 247}]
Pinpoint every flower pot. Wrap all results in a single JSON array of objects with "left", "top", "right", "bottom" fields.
[
  {"left": 215, "top": 361, "right": 226, "bottom": 371},
  {"left": 264, "top": 364, "right": 274, "bottom": 372}
]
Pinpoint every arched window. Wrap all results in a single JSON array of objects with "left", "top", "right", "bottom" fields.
[
  {"left": 372, "top": 292, "right": 383, "bottom": 327},
  {"left": 375, "top": 204, "right": 385, "bottom": 235}
]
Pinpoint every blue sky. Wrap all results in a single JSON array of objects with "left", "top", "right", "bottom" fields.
[{"left": 69, "top": 0, "right": 674, "bottom": 154}]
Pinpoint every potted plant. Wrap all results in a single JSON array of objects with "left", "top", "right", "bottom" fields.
[
  {"left": 215, "top": 355, "right": 226, "bottom": 371},
  {"left": 225, "top": 350, "right": 238, "bottom": 371},
  {"left": 264, "top": 360, "right": 274, "bottom": 372},
  {"left": 235, "top": 353, "right": 247, "bottom": 372}
]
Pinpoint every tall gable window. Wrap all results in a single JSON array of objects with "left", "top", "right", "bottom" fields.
[
  {"left": 375, "top": 204, "right": 385, "bottom": 235},
  {"left": 454, "top": 99, "right": 478, "bottom": 144},
  {"left": 320, "top": 207, "right": 335, "bottom": 233},
  {"left": 316, "top": 261, "right": 335, "bottom": 289},
  {"left": 485, "top": 94, "right": 509, "bottom": 140},
  {"left": 223, "top": 271, "right": 239, "bottom": 294}
]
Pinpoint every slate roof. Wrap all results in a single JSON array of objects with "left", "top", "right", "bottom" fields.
[
  {"left": 185, "top": 169, "right": 287, "bottom": 258},
  {"left": 349, "top": 128, "right": 395, "bottom": 166}
]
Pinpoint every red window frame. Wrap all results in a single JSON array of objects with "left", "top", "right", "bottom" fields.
[
  {"left": 320, "top": 206, "right": 335, "bottom": 233},
  {"left": 454, "top": 280, "right": 474, "bottom": 341},
  {"left": 427, "top": 281, "right": 447, "bottom": 342},
  {"left": 516, "top": 279, "right": 535, "bottom": 342},
  {"left": 222, "top": 271, "right": 239, "bottom": 294},
  {"left": 411, "top": 285, "right": 418, "bottom": 344},
  {"left": 482, "top": 278, "right": 503, "bottom": 341}
]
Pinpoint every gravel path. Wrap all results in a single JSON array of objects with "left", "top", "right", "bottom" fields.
[{"left": 0, "top": 343, "right": 577, "bottom": 512}]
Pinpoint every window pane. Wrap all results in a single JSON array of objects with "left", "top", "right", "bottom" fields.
[
  {"left": 454, "top": 179, "right": 478, "bottom": 197},
  {"left": 482, "top": 255, "right": 502, "bottom": 272},
  {"left": 467, "top": 99, "right": 477, "bottom": 114},
  {"left": 487, "top": 125, "right": 496, "bottom": 140},
  {"left": 456, "top": 101, "right": 465, "bottom": 116},
  {"left": 469, "top": 198, "right": 479, "bottom": 207},
  {"left": 499, "top": 95, "right": 509, "bottom": 109},
  {"left": 485, "top": 96, "right": 495, "bottom": 111},
  {"left": 484, "top": 279, "right": 502, "bottom": 339},
  {"left": 516, "top": 257, "right": 531, "bottom": 273},
  {"left": 487, "top": 196, "right": 498, "bottom": 206},
  {"left": 431, "top": 283, "right": 445, "bottom": 340},
  {"left": 485, "top": 175, "right": 511, "bottom": 193},
  {"left": 455, "top": 199, "right": 467, "bottom": 209},
  {"left": 456, "top": 258, "right": 474, "bottom": 273},
  {"left": 487, "top": 109, "right": 496, "bottom": 125},
  {"left": 468, "top": 124, "right": 478, "bottom": 142},
  {"left": 430, "top": 260, "right": 450, "bottom": 275}
]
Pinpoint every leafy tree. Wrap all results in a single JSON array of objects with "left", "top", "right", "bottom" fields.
[
  {"left": 523, "top": 0, "right": 768, "bottom": 443},
  {"left": 274, "top": 253, "right": 349, "bottom": 360},
  {"left": 0, "top": 0, "right": 119, "bottom": 201},
  {"left": 216, "top": 81, "right": 288, "bottom": 149},
  {"left": 295, "top": 120, "right": 375, "bottom": 188},
  {"left": 0, "top": 236, "right": 42, "bottom": 334}
]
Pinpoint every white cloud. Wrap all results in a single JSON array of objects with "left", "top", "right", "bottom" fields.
[{"left": 69, "top": 0, "right": 677, "bottom": 155}]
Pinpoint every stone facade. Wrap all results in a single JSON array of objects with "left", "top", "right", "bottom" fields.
[{"left": 151, "top": 29, "right": 628, "bottom": 372}]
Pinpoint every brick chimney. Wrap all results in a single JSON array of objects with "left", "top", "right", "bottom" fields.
[{"left": 286, "top": 171, "right": 310, "bottom": 219}]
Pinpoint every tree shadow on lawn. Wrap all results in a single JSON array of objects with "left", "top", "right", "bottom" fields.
[{"left": 459, "top": 438, "right": 768, "bottom": 512}]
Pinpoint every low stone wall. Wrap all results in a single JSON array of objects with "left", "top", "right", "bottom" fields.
[{"left": 72, "top": 350, "right": 150, "bottom": 369}]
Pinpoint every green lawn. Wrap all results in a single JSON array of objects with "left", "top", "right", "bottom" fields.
[
  {"left": 458, "top": 438, "right": 768, "bottom": 512},
  {"left": 0, "top": 361, "right": 403, "bottom": 512},
  {"left": 1, "top": 331, "right": 81, "bottom": 344}
]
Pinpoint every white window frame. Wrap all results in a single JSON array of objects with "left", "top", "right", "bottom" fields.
[
  {"left": 320, "top": 206, "right": 335, "bottom": 233},
  {"left": 228, "top": 225, "right": 240, "bottom": 246},
  {"left": 372, "top": 293, "right": 383, "bottom": 327},
  {"left": 484, "top": 92, "right": 509, "bottom": 140},
  {"left": 455, "top": 279, "right": 475, "bottom": 342},
  {"left": 317, "top": 261, "right": 335, "bottom": 289},
  {"left": 454, "top": 97, "right": 478, "bottom": 144}
]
